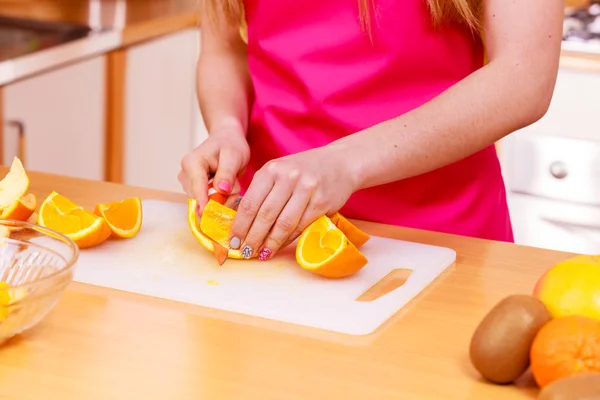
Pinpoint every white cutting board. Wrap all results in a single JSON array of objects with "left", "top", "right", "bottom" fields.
[{"left": 71, "top": 200, "right": 456, "bottom": 335}]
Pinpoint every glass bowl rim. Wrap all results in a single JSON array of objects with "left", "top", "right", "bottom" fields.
[{"left": 0, "top": 218, "right": 80, "bottom": 292}]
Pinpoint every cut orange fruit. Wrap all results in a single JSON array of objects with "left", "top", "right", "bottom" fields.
[
  {"left": 0, "top": 157, "right": 30, "bottom": 211},
  {"left": 296, "top": 215, "right": 369, "bottom": 278},
  {"left": 0, "top": 193, "right": 36, "bottom": 221},
  {"left": 94, "top": 197, "right": 143, "bottom": 239},
  {"left": 38, "top": 191, "right": 111, "bottom": 249},
  {"left": 200, "top": 199, "right": 236, "bottom": 248},
  {"left": 188, "top": 198, "right": 248, "bottom": 259},
  {"left": 329, "top": 212, "right": 370, "bottom": 248}
]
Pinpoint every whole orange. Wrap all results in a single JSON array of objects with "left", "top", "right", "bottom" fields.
[
  {"left": 530, "top": 315, "right": 600, "bottom": 387},
  {"left": 533, "top": 255, "right": 600, "bottom": 321}
]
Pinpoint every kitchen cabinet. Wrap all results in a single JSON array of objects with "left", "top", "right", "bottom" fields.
[
  {"left": 2, "top": 55, "right": 106, "bottom": 180},
  {"left": 122, "top": 27, "right": 208, "bottom": 193},
  {"left": 499, "top": 66, "right": 600, "bottom": 254}
]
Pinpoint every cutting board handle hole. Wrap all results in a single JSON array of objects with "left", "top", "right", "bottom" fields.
[{"left": 356, "top": 268, "right": 413, "bottom": 302}]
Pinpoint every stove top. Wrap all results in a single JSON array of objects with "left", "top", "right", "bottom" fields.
[{"left": 563, "top": 1, "right": 600, "bottom": 54}]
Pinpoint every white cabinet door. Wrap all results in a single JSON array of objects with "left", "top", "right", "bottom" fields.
[
  {"left": 123, "top": 27, "right": 208, "bottom": 193},
  {"left": 2, "top": 56, "right": 106, "bottom": 180}
]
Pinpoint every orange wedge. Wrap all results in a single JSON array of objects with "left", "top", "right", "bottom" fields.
[
  {"left": 187, "top": 198, "right": 248, "bottom": 259},
  {"left": 0, "top": 157, "right": 30, "bottom": 211},
  {"left": 200, "top": 199, "right": 237, "bottom": 248},
  {"left": 329, "top": 212, "right": 370, "bottom": 247},
  {"left": 296, "top": 215, "right": 369, "bottom": 278},
  {"left": 94, "top": 197, "right": 143, "bottom": 239},
  {"left": 0, "top": 193, "right": 36, "bottom": 221},
  {"left": 38, "top": 191, "right": 111, "bottom": 249}
]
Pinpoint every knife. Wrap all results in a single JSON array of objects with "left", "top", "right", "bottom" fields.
[{"left": 206, "top": 176, "right": 230, "bottom": 266}]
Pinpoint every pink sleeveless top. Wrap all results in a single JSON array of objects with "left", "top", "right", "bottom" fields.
[{"left": 239, "top": 0, "right": 514, "bottom": 242}]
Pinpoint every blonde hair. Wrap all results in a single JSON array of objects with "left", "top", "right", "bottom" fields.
[{"left": 203, "top": 0, "right": 483, "bottom": 36}]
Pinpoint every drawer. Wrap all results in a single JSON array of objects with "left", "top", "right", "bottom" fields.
[
  {"left": 526, "top": 68, "right": 600, "bottom": 142},
  {"left": 509, "top": 132, "right": 600, "bottom": 206},
  {"left": 508, "top": 192, "right": 600, "bottom": 255}
]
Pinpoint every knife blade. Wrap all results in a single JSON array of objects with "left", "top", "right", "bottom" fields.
[
  {"left": 212, "top": 241, "right": 229, "bottom": 266},
  {"left": 206, "top": 175, "right": 230, "bottom": 266}
]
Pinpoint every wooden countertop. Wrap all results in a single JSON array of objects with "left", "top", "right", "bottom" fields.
[{"left": 0, "top": 169, "right": 576, "bottom": 399}]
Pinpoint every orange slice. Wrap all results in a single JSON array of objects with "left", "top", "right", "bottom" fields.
[
  {"left": 0, "top": 157, "right": 30, "bottom": 211},
  {"left": 94, "top": 197, "right": 143, "bottom": 239},
  {"left": 296, "top": 215, "right": 369, "bottom": 278},
  {"left": 38, "top": 191, "right": 111, "bottom": 249},
  {"left": 187, "top": 198, "right": 248, "bottom": 259},
  {"left": 0, "top": 193, "right": 36, "bottom": 221}
]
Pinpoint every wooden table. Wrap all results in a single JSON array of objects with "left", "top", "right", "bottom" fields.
[{"left": 0, "top": 169, "right": 575, "bottom": 400}]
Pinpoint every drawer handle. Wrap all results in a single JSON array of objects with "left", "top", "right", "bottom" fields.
[
  {"left": 549, "top": 161, "right": 568, "bottom": 179},
  {"left": 543, "top": 217, "right": 600, "bottom": 232},
  {"left": 4, "top": 120, "right": 26, "bottom": 167}
]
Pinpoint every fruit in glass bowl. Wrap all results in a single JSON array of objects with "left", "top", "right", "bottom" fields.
[{"left": 0, "top": 219, "right": 79, "bottom": 344}]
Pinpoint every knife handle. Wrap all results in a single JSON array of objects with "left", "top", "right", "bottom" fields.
[{"left": 207, "top": 177, "right": 228, "bottom": 205}]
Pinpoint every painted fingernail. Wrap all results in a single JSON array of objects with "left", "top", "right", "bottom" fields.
[
  {"left": 258, "top": 248, "right": 272, "bottom": 261},
  {"left": 241, "top": 245, "right": 253, "bottom": 259},
  {"left": 230, "top": 237, "right": 241, "bottom": 249},
  {"left": 218, "top": 181, "right": 231, "bottom": 193},
  {"left": 196, "top": 204, "right": 202, "bottom": 215}
]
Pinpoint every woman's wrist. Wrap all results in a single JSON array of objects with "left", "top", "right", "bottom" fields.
[
  {"left": 209, "top": 116, "right": 247, "bottom": 139},
  {"left": 326, "top": 140, "right": 370, "bottom": 194}
]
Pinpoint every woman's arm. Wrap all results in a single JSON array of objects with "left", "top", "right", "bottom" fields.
[
  {"left": 196, "top": 7, "right": 253, "bottom": 136},
  {"left": 336, "top": 0, "right": 564, "bottom": 191},
  {"left": 179, "top": 8, "right": 253, "bottom": 206}
]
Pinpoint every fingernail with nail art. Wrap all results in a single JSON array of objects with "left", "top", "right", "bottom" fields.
[
  {"left": 241, "top": 245, "right": 253, "bottom": 259},
  {"left": 234, "top": 196, "right": 242, "bottom": 207},
  {"left": 230, "top": 236, "right": 241, "bottom": 249},
  {"left": 258, "top": 248, "right": 272, "bottom": 261}
]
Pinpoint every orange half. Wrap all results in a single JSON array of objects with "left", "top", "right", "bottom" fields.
[
  {"left": 296, "top": 215, "right": 369, "bottom": 279},
  {"left": 38, "top": 191, "right": 111, "bottom": 249},
  {"left": 94, "top": 197, "right": 143, "bottom": 239},
  {"left": 188, "top": 198, "right": 248, "bottom": 259}
]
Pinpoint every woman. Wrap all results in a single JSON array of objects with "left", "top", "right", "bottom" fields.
[{"left": 179, "top": 0, "right": 563, "bottom": 261}]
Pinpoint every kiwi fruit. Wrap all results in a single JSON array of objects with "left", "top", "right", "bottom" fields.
[
  {"left": 538, "top": 373, "right": 600, "bottom": 400},
  {"left": 469, "top": 294, "right": 551, "bottom": 384}
]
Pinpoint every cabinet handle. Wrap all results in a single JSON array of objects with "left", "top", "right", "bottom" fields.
[
  {"left": 542, "top": 217, "right": 600, "bottom": 232},
  {"left": 4, "top": 120, "right": 26, "bottom": 167}
]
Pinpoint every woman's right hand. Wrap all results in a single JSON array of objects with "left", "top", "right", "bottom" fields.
[{"left": 179, "top": 124, "right": 250, "bottom": 213}]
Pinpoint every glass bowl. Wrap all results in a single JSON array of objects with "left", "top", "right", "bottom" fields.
[{"left": 0, "top": 219, "right": 79, "bottom": 344}]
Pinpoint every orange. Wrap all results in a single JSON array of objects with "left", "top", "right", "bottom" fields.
[
  {"left": 296, "top": 215, "right": 369, "bottom": 278},
  {"left": 0, "top": 157, "right": 29, "bottom": 211},
  {"left": 329, "top": 212, "right": 370, "bottom": 247},
  {"left": 94, "top": 197, "right": 143, "bottom": 239},
  {"left": 38, "top": 191, "right": 111, "bottom": 249},
  {"left": 533, "top": 255, "right": 600, "bottom": 321},
  {"left": 0, "top": 193, "right": 36, "bottom": 221},
  {"left": 530, "top": 315, "right": 600, "bottom": 387},
  {"left": 199, "top": 199, "right": 236, "bottom": 248},
  {"left": 187, "top": 198, "right": 247, "bottom": 259}
]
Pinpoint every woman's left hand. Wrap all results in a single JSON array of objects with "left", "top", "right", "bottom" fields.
[{"left": 228, "top": 146, "right": 356, "bottom": 261}]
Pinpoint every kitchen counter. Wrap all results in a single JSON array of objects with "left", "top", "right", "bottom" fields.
[{"left": 0, "top": 169, "right": 576, "bottom": 400}]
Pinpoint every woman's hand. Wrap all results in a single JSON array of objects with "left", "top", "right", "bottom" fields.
[
  {"left": 179, "top": 125, "right": 250, "bottom": 213},
  {"left": 228, "top": 146, "right": 357, "bottom": 261}
]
